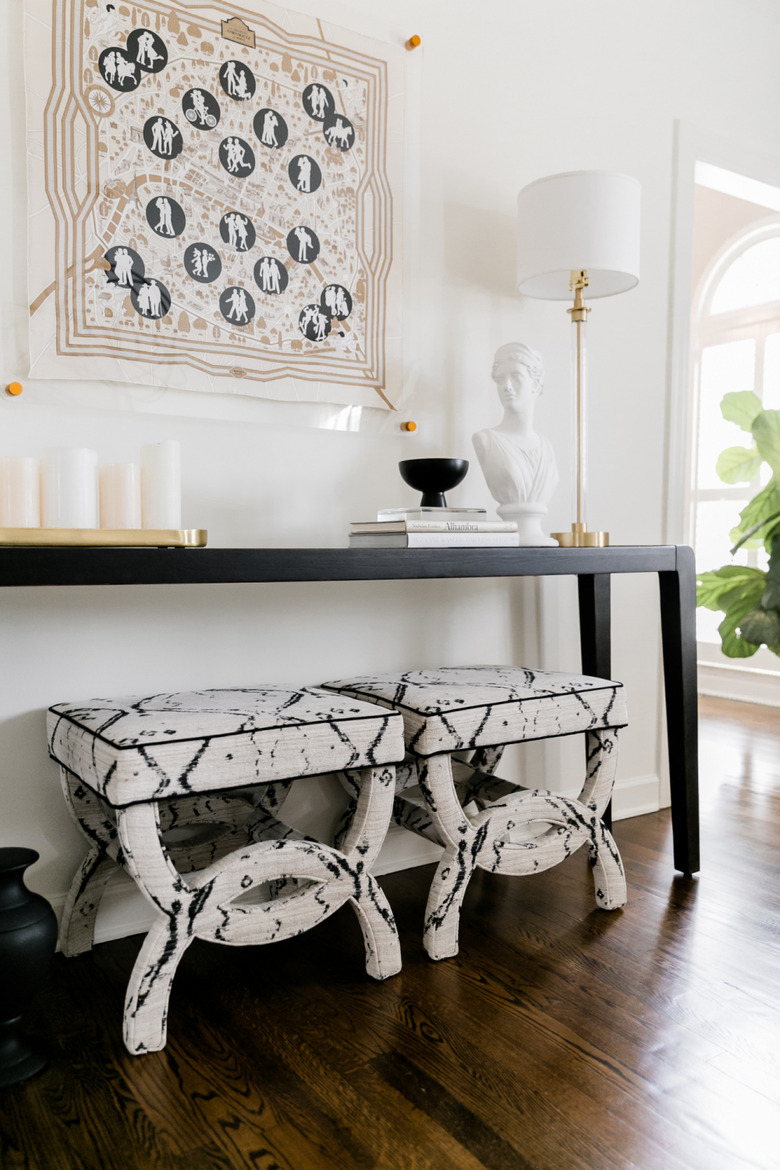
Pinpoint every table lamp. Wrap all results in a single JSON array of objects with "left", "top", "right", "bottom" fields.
[{"left": 516, "top": 170, "right": 641, "bottom": 547}]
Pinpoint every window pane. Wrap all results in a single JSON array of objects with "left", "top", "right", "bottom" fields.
[
  {"left": 764, "top": 333, "right": 780, "bottom": 410},
  {"left": 710, "top": 238, "right": 780, "bottom": 313},
  {"left": 696, "top": 341, "right": 755, "bottom": 489},
  {"left": 694, "top": 498, "right": 749, "bottom": 575}
]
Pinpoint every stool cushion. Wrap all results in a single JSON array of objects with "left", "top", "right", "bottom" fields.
[
  {"left": 47, "top": 687, "right": 405, "bottom": 806},
  {"left": 321, "top": 666, "right": 627, "bottom": 757}
]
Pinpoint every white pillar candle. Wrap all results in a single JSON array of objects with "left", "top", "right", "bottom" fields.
[
  {"left": 0, "top": 457, "right": 41, "bottom": 528},
  {"left": 41, "top": 447, "right": 99, "bottom": 528},
  {"left": 99, "top": 463, "right": 142, "bottom": 529},
  {"left": 141, "top": 440, "right": 181, "bottom": 529}
]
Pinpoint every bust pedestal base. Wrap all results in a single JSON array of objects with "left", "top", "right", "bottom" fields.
[{"left": 497, "top": 503, "right": 556, "bottom": 547}]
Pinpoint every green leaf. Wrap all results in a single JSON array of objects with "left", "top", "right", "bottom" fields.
[
  {"left": 696, "top": 564, "right": 766, "bottom": 611},
  {"left": 738, "top": 606, "right": 780, "bottom": 647},
  {"left": 752, "top": 410, "right": 780, "bottom": 479},
  {"left": 761, "top": 578, "right": 780, "bottom": 608},
  {"left": 718, "top": 592, "right": 764, "bottom": 657},
  {"left": 715, "top": 445, "right": 762, "bottom": 484},
  {"left": 729, "top": 481, "right": 780, "bottom": 551},
  {"left": 721, "top": 390, "right": 763, "bottom": 432}
]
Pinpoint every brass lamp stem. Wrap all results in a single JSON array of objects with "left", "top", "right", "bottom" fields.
[
  {"left": 551, "top": 270, "right": 609, "bottom": 548},
  {"left": 569, "top": 271, "right": 589, "bottom": 529}
]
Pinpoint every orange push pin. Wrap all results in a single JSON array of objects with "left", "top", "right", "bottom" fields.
[
  {"left": 401, "top": 420, "right": 417, "bottom": 432},
  {"left": 6, "top": 382, "right": 23, "bottom": 396},
  {"left": 406, "top": 34, "right": 421, "bottom": 50}
]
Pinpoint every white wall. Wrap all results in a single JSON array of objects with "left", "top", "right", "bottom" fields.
[{"left": 3, "top": 0, "right": 780, "bottom": 935}]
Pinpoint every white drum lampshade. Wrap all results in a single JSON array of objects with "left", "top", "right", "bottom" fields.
[
  {"left": 516, "top": 170, "right": 641, "bottom": 546},
  {"left": 516, "top": 170, "right": 641, "bottom": 299}
]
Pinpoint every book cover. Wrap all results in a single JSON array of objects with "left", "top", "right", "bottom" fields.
[
  {"left": 348, "top": 532, "right": 519, "bottom": 548},
  {"left": 350, "top": 519, "right": 517, "bottom": 533},
  {"left": 376, "top": 507, "right": 487, "bottom": 521}
]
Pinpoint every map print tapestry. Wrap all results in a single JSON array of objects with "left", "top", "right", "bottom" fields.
[{"left": 25, "top": 0, "right": 404, "bottom": 409}]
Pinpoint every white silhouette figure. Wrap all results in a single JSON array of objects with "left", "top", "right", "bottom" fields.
[
  {"left": 154, "top": 197, "right": 174, "bottom": 235},
  {"left": 313, "top": 310, "right": 329, "bottom": 341},
  {"left": 103, "top": 51, "right": 118, "bottom": 86},
  {"left": 136, "top": 283, "right": 151, "bottom": 315},
  {"left": 232, "top": 213, "right": 248, "bottom": 250},
  {"left": 294, "top": 226, "right": 313, "bottom": 262},
  {"left": 326, "top": 118, "right": 353, "bottom": 148},
  {"left": 113, "top": 248, "right": 134, "bottom": 287},
  {"left": 189, "top": 90, "right": 209, "bottom": 126},
  {"left": 226, "top": 287, "right": 249, "bottom": 323},
  {"left": 146, "top": 280, "right": 163, "bottom": 317},
  {"left": 261, "top": 111, "right": 279, "bottom": 147},
  {"left": 224, "top": 137, "right": 250, "bottom": 173},
  {"left": 161, "top": 120, "right": 176, "bottom": 156},
  {"left": 296, "top": 156, "right": 312, "bottom": 192},
  {"left": 116, "top": 55, "right": 137, "bottom": 87},
  {"left": 136, "top": 31, "right": 162, "bottom": 69}
]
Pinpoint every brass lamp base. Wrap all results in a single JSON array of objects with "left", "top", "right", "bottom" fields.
[{"left": 551, "top": 523, "right": 609, "bottom": 548}]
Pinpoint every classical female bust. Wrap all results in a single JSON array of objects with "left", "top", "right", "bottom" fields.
[{"left": 472, "top": 342, "right": 559, "bottom": 544}]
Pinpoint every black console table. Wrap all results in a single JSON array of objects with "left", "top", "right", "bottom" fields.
[{"left": 0, "top": 542, "right": 699, "bottom": 874}]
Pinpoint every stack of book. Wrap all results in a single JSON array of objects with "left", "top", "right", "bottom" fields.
[{"left": 348, "top": 507, "right": 518, "bottom": 548}]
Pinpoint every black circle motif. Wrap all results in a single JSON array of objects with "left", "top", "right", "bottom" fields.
[
  {"left": 131, "top": 278, "right": 171, "bottom": 320},
  {"left": 183, "top": 243, "right": 222, "bottom": 283},
  {"left": 302, "top": 83, "right": 334, "bottom": 121},
  {"left": 219, "top": 136, "right": 255, "bottom": 177},
  {"left": 219, "top": 286, "right": 255, "bottom": 326},
  {"left": 219, "top": 60, "right": 256, "bottom": 101},
  {"left": 145, "top": 196, "right": 186, "bottom": 238},
  {"left": 125, "top": 29, "right": 168, "bottom": 73},
  {"left": 288, "top": 155, "right": 322, "bottom": 194},
  {"left": 219, "top": 212, "right": 256, "bottom": 252},
  {"left": 98, "top": 47, "right": 141, "bottom": 92},
  {"left": 299, "top": 304, "right": 332, "bottom": 342},
  {"left": 323, "top": 114, "right": 355, "bottom": 151},
  {"left": 286, "top": 226, "right": 320, "bottom": 265},
  {"left": 143, "top": 116, "right": 183, "bottom": 160},
  {"left": 253, "top": 109, "right": 288, "bottom": 149},
  {"left": 321, "top": 284, "right": 352, "bottom": 320},
  {"left": 104, "top": 246, "right": 145, "bottom": 291},
  {"left": 253, "top": 257, "right": 289, "bottom": 295},
  {"left": 182, "top": 88, "right": 220, "bottom": 130}
]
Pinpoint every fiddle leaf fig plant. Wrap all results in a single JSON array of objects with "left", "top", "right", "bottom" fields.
[{"left": 696, "top": 391, "right": 780, "bottom": 659}]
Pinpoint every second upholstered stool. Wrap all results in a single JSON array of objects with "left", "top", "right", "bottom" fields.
[
  {"left": 321, "top": 665, "right": 629, "bottom": 961},
  {"left": 48, "top": 686, "right": 405, "bottom": 1054}
]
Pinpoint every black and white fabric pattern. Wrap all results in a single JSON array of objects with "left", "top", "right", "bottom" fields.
[
  {"left": 48, "top": 686, "right": 404, "bottom": 805},
  {"left": 50, "top": 686, "right": 405, "bottom": 1054},
  {"left": 322, "top": 666, "right": 628, "bottom": 961},
  {"left": 320, "top": 666, "right": 627, "bottom": 757}
]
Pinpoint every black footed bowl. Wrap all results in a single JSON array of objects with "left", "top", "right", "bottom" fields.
[{"left": 399, "top": 458, "right": 469, "bottom": 509}]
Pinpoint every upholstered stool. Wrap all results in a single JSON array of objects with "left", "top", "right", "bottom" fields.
[
  {"left": 48, "top": 687, "right": 405, "bottom": 1054},
  {"left": 322, "top": 666, "right": 628, "bottom": 961}
]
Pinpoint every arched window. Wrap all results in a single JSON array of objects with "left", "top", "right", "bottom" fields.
[{"left": 689, "top": 217, "right": 780, "bottom": 667}]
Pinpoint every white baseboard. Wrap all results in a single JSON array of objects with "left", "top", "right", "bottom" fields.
[
  {"left": 612, "top": 774, "right": 661, "bottom": 821},
  {"left": 52, "top": 785, "right": 659, "bottom": 948},
  {"left": 698, "top": 661, "right": 780, "bottom": 707}
]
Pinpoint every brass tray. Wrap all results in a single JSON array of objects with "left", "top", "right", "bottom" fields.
[{"left": 0, "top": 528, "right": 208, "bottom": 548}]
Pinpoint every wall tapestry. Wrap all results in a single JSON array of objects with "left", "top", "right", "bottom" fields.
[{"left": 24, "top": 0, "right": 404, "bottom": 409}]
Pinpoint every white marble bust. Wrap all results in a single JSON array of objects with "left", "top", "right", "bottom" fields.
[{"left": 472, "top": 342, "right": 559, "bottom": 545}]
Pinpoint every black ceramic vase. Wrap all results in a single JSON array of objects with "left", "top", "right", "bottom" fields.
[{"left": 0, "top": 848, "right": 58, "bottom": 1087}]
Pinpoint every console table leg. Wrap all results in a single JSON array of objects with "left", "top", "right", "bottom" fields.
[
  {"left": 659, "top": 547, "right": 700, "bottom": 875},
  {"left": 578, "top": 574, "right": 613, "bottom": 830}
]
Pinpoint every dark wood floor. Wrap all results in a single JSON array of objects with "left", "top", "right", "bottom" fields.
[{"left": 3, "top": 696, "right": 780, "bottom": 1170}]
